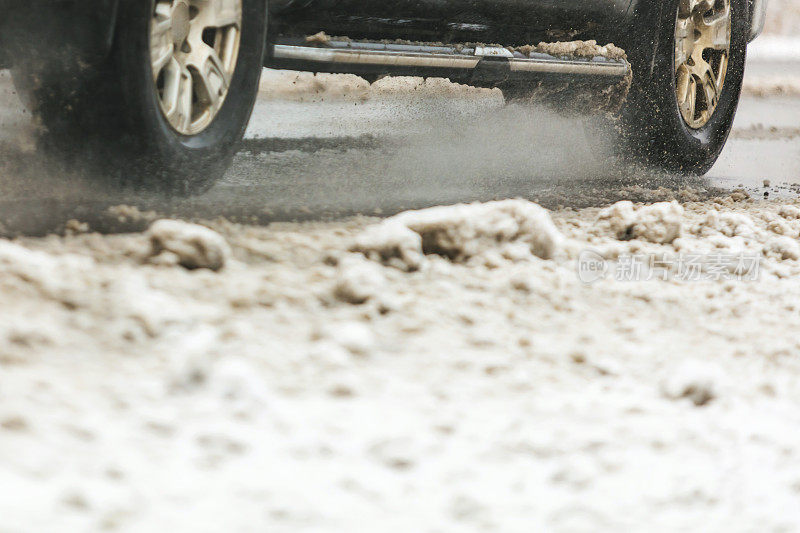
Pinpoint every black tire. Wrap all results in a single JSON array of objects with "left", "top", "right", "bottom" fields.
[
  {"left": 615, "top": 0, "right": 748, "bottom": 174},
  {"left": 12, "top": 0, "right": 267, "bottom": 195}
]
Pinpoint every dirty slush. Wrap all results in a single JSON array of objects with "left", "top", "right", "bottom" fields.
[{"left": 2, "top": 192, "right": 800, "bottom": 530}]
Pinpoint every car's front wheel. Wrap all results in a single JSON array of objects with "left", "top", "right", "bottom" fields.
[
  {"left": 13, "top": 0, "right": 267, "bottom": 195},
  {"left": 615, "top": 0, "right": 748, "bottom": 174}
]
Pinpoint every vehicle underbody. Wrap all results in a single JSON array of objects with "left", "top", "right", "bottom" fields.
[
  {"left": 267, "top": 0, "right": 632, "bottom": 47},
  {"left": 0, "top": 0, "right": 766, "bottom": 68},
  {"left": 0, "top": 0, "right": 633, "bottom": 70}
]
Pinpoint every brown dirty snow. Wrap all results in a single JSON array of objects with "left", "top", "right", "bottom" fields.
[
  {"left": 598, "top": 201, "right": 684, "bottom": 244},
  {"left": 305, "top": 31, "right": 332, "bottom": 45},
  {"left": 333, "top": 253, "right": 387, "bottom": 305},
  {"left": 513, "top": 40, "right": 627, "bottom": 61},
  {"left": 5, "top": 196, "right": 800, "bottom": 530},
  {"left": 352, "top": 200, "right": 562, "bottom": 270},
  {"left": 106, "top": 204, "right": 159, "bottom": 225},
  {"left": 146, "top": 219, "right": 232, "bottom": 271}
]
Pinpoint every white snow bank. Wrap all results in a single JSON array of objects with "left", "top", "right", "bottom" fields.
[
  {"left": 353, "top": 199, "right": 562, "bottom": 270},
  {"left": 7, "top": 198, "right": 800, "bottom": 531}
]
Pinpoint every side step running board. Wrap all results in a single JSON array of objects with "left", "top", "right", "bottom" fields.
[{"left": 268, "top": 38, "right": 630, "bottom": 86}]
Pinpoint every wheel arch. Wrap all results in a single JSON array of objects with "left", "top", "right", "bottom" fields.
[{"left": 1, "top": 0, "right": 121, "bottom": 68}]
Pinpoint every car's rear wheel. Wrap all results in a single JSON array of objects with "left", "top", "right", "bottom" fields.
[
  {"left": 12, "top": 0, "right": 267, "bottom": 195},
  {"left": 615, "top": 0, "right": 747, "bottom": 174}
]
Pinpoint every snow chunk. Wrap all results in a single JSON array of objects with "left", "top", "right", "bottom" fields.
[
  {"left": 661, "top": 361, "right": 720, "bottom": 407},
  {"left": 513, "top": 40, "right": 627, "bottom": 60},
  {"left": 599, "top": 201, "right": 683, "bottom": 244},
  {"left": 778, "top": 205, "right": 800, "bottom": 220},
  {"left": 305, "top": 31, "right": 331, "bottom": 44},
  {"left": 107, "top": 204, "right": 158, "bottom": 225},
  {"left": 765, "top": 215, "right": 793, "bottom": 236},
  {"left": 352, "top": 222, "right": 424, "bottom": 272},
  {"left": 369, "top": 438, "right": 417, "bottom": 470},
  {"left": 397, "top": 200, "right": 562, "bottom": 261},
  {"left": 700, "top": 210, "right": 758, "bottom": 238},
  {"left": 766, "top": 236, "right": 800, "bottom": 260},
  {"left": 333, "top": 254, "right": 387, "bottom": 304},
  {"left": 353, "top": 200, "right": 562, "bottom": 270},
  {"left": 147, "top": 220, "right": 231, "bottom": 271},
  {"left": 328, "top": 322, "right": 376, "bottom": 356}
]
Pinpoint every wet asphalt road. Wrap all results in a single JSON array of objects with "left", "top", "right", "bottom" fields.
[
  {"left": 233, "top": 90, "right": 800, "bottom": 210},
  {"left": 0, "top": 58, "right": 799, "bottom": 236}
]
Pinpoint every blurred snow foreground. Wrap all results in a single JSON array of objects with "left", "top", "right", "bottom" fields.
[{"left": 5, "top": 197, "right": 800, "bottom": 530}]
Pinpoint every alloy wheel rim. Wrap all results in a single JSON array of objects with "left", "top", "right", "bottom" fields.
[
  {"left": 674, "top": 0, "right": 732, "bottom": 129},
  {"left": 150, "top": 0, "right": 242, "bottom": 135}
]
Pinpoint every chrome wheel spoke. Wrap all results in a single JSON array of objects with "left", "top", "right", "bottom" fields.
[
  {"left": 697, "top": 0, "right": 716, "bottom": 12},
  {"left": 194, "top": 0, "right": 242, "bottom": 28},
  {"left": 188, "top": 44, "right": 228, "bottom": 110},
  {"left": 151, "top": 42, "right": 174, "bottom": 79},
  {"left": 177, "top": 67, "right": 194, "bottom": 132},
  {"left": 160, "top": 59, "right": 193, "bottom": 132},
  {"left": 676, "top": 66, "right": 697, "bottom": 121},
  {"left": 676, "top": 65, "right": 692, "bottom": 107},
  {"left": 716, "top": 53, "right": 729, "bottom": 88},
  {"left": 161, "top": 59, "right": 182, "bottom": 115},
  {"left": 152, "top": 14, "right": 172, "bottom": 37},
  {"left": 698, "top": 58, "right": 720, "bottom": 108},
  {"left": 184, "top": 27, "right": 232, "bottom": 113},
  {"left": 674, "top": 17, "right": 694, "bottom": 65},
  {"left": 700, "top": 9, "right": 732, "bottom": 50},
  {"left": 150, "top": 0, "right": 242, "bottom": 135},
  {"left": 151, "top": 3, "right": 175, "bottom": 79},
  {"left": 679, "top": 0, "right": 714, "bottom": 17},
  {"left": 694, "top": 57, "right": 717, "bottom": 89},
  {"left": 678, "top": 0, "right": 695, "bottom": 18}
]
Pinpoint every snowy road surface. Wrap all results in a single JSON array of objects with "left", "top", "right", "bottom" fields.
[
  {"left": 1, "top": 48, "right": 800, "bottom": 235},
  {"left": 1, "top": 46, "right": 800, "bottom": 533},
  {"left": 3, "top": 196, "right": 800, "bottom": 532}
]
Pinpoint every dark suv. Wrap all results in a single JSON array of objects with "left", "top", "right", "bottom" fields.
[{"left": 0, "top": 0, "right": 768, "bottom": 193}]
